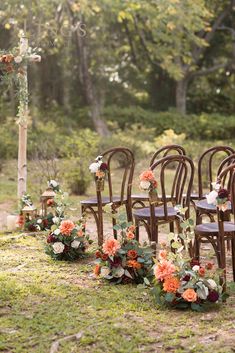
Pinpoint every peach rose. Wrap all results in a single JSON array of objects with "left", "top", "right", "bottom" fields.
[
  {"left": 182, "top": 288, "right": 197, "bottom": 302},
  {"left": 77, "top": 229, "right": 84, "bottom": 237},
  {"left": 198, "top": 267, "right": 205, "bottom": 277},
  {"left": 59, "top": 220, "right": 75, "bottom": 236},
  {"left": 102, "top": 238, "right": 121, "bottom": 256},
  {"left": 127, "top": 231, "right": 135, "bottom": 240},
  {"left": 128, "top": 225, "right": 136, "bottom": 233},
  {"left": 154, "top": 260, "right": 176, "bottom": 281},
  {"left": 163, "top": 276, "right": 180, "bottom": 293},
  {"left": 139, "top": 170, "right": 155, "bottom": 181},
  {"left": 127, "top": 250, "right": 138, "bottom": 259},
  {"left": 96, "top": 170, "right": 105, "bottom": 179}
]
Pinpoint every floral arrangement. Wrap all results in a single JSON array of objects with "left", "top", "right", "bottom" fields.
[
  {"left": 45, "top": 217, "right": 90, "bottom": 261},
  {"left": 20, "top": 193, "right": 34, "bottom": 208},
  {"left": 94, "top": 205, "right": 154, "bottom": 284},
  {"left": 24, "top": 214, "right": 54, "bottom": 232},
  {"left": 206, "top": 181, "right": 230, "bottom": 212},
  {"left": 47, "top": 179, "right": 61, "bottom": 192},
  {"left": 89, "top": 155, "right": 108, "bottom": 181},
  {"left": 152, "top": 207, "right": 226, "bottom": 311},
  {"left": 139, "top": 170, "right": 158, "bottom": 193}
]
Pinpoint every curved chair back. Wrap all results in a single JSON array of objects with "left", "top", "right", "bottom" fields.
[
  {"left": 217, "top": 154, "right": 235, "bottom": 191},
  {"left": 218, "top": 163, "right": 235, "bottom": 216},
  {"left": 149, "top": 144, "right": 186, "bottom": 166},
  {"left": 99, "top": 147, "right": 135, "bottom": 205},
  {"left": 150, "top": 155, "right": 194, "bottom": 219},
  {"left": 198, "top": 146, "right": 234, "bottom": 199}
]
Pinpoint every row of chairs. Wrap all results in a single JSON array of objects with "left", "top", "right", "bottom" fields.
[{"left": 80, "top": 145, "right": 235, "bottom": 281}]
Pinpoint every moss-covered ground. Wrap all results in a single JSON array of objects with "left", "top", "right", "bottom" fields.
[{"left": 0, "top": 233, "right": 235, "bottom": 353}]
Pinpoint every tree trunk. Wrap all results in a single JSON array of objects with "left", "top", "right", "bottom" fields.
[
  {"left": 67, "top": 5, "right": 109, "bottom": 136},
  {"left": 175, "top": 78, "right": 188, "bottom": 114}
]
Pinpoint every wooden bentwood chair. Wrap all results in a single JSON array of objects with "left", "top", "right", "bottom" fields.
[
  {"left": 133, "top": 155, "right": 194, "bottom": 245},
  {"left": 132, "top": 144, "right": 186, "bottom": 208},
  {"left": 194, "top": 163, "right": 235, "bottom": 282},
  {"left": 81, "top": 147, "right": 135, "bottom": 246},
  {"left": 195, "top": 146, "right": 234, "bottom": 223}
]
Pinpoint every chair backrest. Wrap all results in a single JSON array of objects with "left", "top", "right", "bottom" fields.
[
  {"left": 150, "top": 155, "right": 194, "bottom": 219},
  {"left": 149, "top": 144, "right": 186, "bottom": 166},
  {"left": 198, "top": 146, "right": 234, "bottom": 199},
  {"left": 217, "top": 163, "right": 235, "bottom": 218},
  {"left": 217, "top": 154, "right": 235, "bottom": 191},
  {"left": 98, "top": 147, "right": 135, "bottom": 203}
]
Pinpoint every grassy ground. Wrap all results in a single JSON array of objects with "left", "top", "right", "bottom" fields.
[{"left": 0, "top": 233, "right": 235, "bottom": 353}]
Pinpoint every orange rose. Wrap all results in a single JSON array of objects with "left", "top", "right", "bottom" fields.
[
  {"left": 127, "top": 260, "right": 142, "bottom": 269},
  {"left": 182, "top": 288, "right": 197, "bottom": 302},
  {"left": 101, "top": 253, "right": 109, "bottom": 261},
  {"left": 77, "top": 229, "right": 84, "bottom": 237},
  {"left": 163, "top": 276, "right": 180, "bottom": 293},
  {"left": 198, "top": 267, "right": 205, "bottom": 277},
  {"left": 127, "top": 250, "right": 138, "bottom": 259},
  {"left": 139, "top": 170, "right": 155, "bottom": 181},
  {"left": 93, "top": 264, "right": 100, "bottom": 276}
]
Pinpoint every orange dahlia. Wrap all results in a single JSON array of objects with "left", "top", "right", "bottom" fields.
[
  {"left": 163, "top": 276, "right": 180, "bottom": 293},
  {"left": 154, "top": 260, "right": 176, "bottom": 281},
  {"left": 59, "top": 220, "right": 75, "bottom": 236},
  {"left": 139, "top": 170, "right": 155, "bottom": 181},
  {"left": 102, "top": 238, "right": 121, "bottom": 256}
]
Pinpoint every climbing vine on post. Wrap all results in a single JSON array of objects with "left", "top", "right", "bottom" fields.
[{"left": 0, "top": 31, "right": 41, "bottom": 198}]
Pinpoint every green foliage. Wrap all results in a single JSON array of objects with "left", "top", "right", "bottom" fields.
[{"left": 104, "top": 105, "right": 235, "bottom": 141}]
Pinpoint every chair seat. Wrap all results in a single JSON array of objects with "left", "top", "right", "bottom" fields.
[
  {"left": 133, "top": 206, "right": 177, "bottom": 220},
  {"left": 81, "top": 196, "right": 126, "bottom": 206},
  {"left": 195, "top": 199, "right": 232, "bottom": 213},
  {"left": 195, "top": 221, "right": 235, "bottom": 235}
]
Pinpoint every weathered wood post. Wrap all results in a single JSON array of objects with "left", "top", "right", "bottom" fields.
[{"left": 17, "top": 33, "right": 28, "bottom": 198}]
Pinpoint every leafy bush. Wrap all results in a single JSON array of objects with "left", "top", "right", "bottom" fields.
[{"left": 103, "top": 105, "right": 235, "bottom": 141}]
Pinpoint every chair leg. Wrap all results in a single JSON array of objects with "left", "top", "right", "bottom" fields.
[
  {"left": 125, "top": 202, "right": 133, "bottom": 223},
  {"left": 232, "top": 235, "right": 235, "bottom": 282},
  {"left": 134, "top": 218, "right": 140, "bottom": 242},
  {"left": 194, "top": 235, "right": 200, "bottom": 261},
  {"left": 112, "top": 212, "right": 118, "bottom": 239},
  {"left": 169, "top": 222, "right": 174, "bottom": 233}
]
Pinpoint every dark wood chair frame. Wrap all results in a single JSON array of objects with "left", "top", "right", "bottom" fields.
[
  {"left": 133, "top": 155, "right": 194, "bottom": 246},
  {"left": 194, "top": 163, "right": 235, "bottom": 283},
  {"left": 81, "top": 147, "right": 135, "bottom": 246},
  {"left": 132, "top": 144, "right": 186, "bottom": 209}
]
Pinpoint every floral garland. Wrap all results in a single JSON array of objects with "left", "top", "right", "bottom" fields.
[
  {"left": 151, "top": 208, "right": 227, "bottom": 311},
  {"left": 206, "top": 182, "right": 230, "bottom": 212},
  {"left": 0, "top": 45, "right": 41, "bottom": 125},
  {"left": 94, "top": 204, "right": 154, "bottom": 284}
]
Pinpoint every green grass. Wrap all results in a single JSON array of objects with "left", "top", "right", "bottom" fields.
[{"left": 0, "top": 234, "right": 235, "bottom": 353}]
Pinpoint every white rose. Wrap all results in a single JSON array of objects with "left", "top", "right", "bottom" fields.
[
  {"left": 207, "top": 279, "right": 217, "bottom": 289},
  {"left": 54, "top": 228, "right": 60, "bottom": 235},
  {"left": 71, "top": 240, "right": 80, "bottom": 249},
  {"left": 206, "top": 190, "right": 218, "bottom": 205},
  {"left": 95, "top": 155, "right": 103, "bottom": 162},
  {"left": 211, "top": 182, "right": 221, "bottom": 191},
  {"left": 52, "top": 217, "right": 59, "bottom": 224},
  {"left": 89, "top": 162, "right": 99, "bottom": 173},
  {"left": 140, "top": 180, "right": 151, "bottom": 190},
  {"left": 14, "top": 55, "right": 22, "bottom": 63},
  {"left": 100, "top": 267, "right": 111, "bottom": 278},
  {"left": 37, "top": 219, "right": 42, "bottom": 224},
  {"left": 192, "top": 265, "right": 200, "bottom": 272},
  {"left": 52, "top": 242, "right": 64, "bottom": 254},
  {"left": 49, "top": 180, "right": 58, "bottom": 188}
]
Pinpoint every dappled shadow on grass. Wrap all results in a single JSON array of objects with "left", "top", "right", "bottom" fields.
[{"left": 0, "top": 234, "right": 235, "bottom": 353}]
